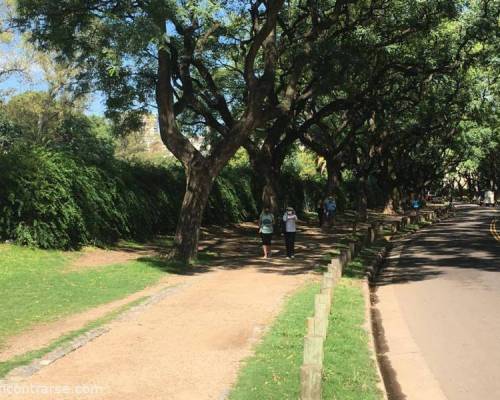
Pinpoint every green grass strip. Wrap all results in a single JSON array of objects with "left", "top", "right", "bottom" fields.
[
  {"left": 322, "top": 279, "right": 383, "bottom": 399},
  {"left": 0, "top": 242, "right": 201, "bottom": 345},
  {"left": 0, "top": 296, "right": 147, "bottom": 378},
  {"left": 229, "top": 282, "right": 320, "bottom": 400}
]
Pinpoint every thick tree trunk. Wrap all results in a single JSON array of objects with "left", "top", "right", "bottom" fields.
[
  {"left": 357, "top": 174, "right": 368, "bottom": 222},
  {"left": 172, "top": 162, "right": 216, "bottom": 263},
  {"left": 325, "top": 158, "right": 341, "bottom": 197},
  {"left": 248, "top": 148, "right": 283, "bottom": 215},
  {"left": 382, "top": 197, "right": 395, "bottom": 215},
  {"left": 262, "top": 172, "right": 280, "bottom": 214},
  {"left": 379, "top": 159, "right": 397, "bottom": 214},
  {"left": 392, "top": 187, "right": 403, "bottom": 213}
]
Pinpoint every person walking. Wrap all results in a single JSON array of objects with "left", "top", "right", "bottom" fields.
[
  {"left": 412, "top": 197, "right": 420, "bottom": 216},
  {"left": 316, "top": 199, "right": 324, "bottom": 227},
  {"left": 283, "top": 207, "right": 297, "bottom": 259},
  {"left": 259, "top": 207, "right": 274, "bottom": 258},
  {"left": 323, "top": 196, "right": 337, "bottom": 226}
]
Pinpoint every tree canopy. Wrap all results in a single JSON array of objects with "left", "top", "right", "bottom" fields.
[{"left": 0, "top": 0, "right": 497, "bottom": 259}]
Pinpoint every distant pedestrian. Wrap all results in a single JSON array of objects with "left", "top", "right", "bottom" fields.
[
  {"left": 324, "top": 196, "right": 337, "bottom": 226},
  {"left": 283, "top": 207, "right": 297, "bottom": 259},
  {"left": 259, "top": 207, "right": 274, "bottom": 258},
  {"left": 412, "top": 198, "right": 420, "bottom": 215},
  {"left": 316, "top": 200, "right": 324, "bottom": 227}
]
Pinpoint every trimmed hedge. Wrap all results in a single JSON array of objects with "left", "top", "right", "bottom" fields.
[
  {"left": 0, "top": 143, "right": 325, "bottom": 249},
  {"left": 0, "top": 145, "right": 261, "bottom": 249}
]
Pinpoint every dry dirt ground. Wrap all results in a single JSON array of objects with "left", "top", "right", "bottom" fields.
[{"left": 1, "top": 221, "right": 343, "bottom": 400}]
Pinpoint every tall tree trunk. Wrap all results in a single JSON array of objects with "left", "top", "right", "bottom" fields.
[
  {"left": 325, "top": 157, "right": 341, "bottom": 197},
  {"left": 392, "top": 187, "right": 403, "bottom": 213},
  {"left": 248, "top": 144, "right": 284, "bottom": 216},
  {"left": 173, "top": 160, "right": 216, "bottom": 263},
  {"left": 262, "top": 170, "right": 280, "bottom": 214},
  {"left": 383, "top": 198, "right": 395, "bottom": 214},
  {"left": 357, "top": 173, "right": 368, "bottom": 222},
  {"left": 380, "top": 160, "right": 398, "bottom": 214}
]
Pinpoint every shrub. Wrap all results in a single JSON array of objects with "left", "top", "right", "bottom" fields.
[{"left": 0, "top": 145, "right": 262, "bottom": 249}]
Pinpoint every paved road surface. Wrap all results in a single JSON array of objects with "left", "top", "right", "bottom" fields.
[{"left": 375, "top": 205, "right": 500, "bottom": 400}]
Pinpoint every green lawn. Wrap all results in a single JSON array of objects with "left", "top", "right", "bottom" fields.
[
  {"left": 0, "top": 243, "right": 172, "bottom": 347},
  {"left": 322, "top": 279, "right": 382, "bottom": 400}
]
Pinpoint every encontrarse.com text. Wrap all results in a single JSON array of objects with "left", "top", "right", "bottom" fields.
[{"left": 0, "top": 384, "right": 104, "bottom": 396}]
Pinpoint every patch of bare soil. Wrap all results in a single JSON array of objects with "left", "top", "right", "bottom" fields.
[{"left": 67, "top": 247, "right": 156, "bottom": 272}]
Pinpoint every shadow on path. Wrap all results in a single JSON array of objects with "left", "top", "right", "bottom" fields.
[{"left": 375, "top": 206, "right": 500, "bottom": 287}]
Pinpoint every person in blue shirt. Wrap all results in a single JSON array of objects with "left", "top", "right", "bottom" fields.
[
  {"left": 323, "top": 196, "right": 337, "bottom": 226},
  {"left": 259, "top": 207, "right": 274, "bottom": 258},
  {"left": 412, "top": 198, "right": 420, "bottom": 215}
]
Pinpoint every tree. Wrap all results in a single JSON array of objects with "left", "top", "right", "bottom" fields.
[{"left": 16, "top": 0, "right": 285, "bottom": 262}]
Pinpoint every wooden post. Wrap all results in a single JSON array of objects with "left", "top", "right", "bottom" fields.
[
  {"left": 377, "top": 223, "right": 384, "bottom": 236},
  {"left": 344, "top": 248, "right": 352, "bottom": 263},
  {"left": 367, "top": 227, "right": 375, "bottom": 243},
  {"left": 320, "top": 286, "right": 332, "bottom": 301},
  {"left": 301, "top": 334, "right": 324, "bottom": 399},
  {"left": 354, "top": 241, "right": 362, "bottom": 256},
  {"left": 300, "top": 364, "right": 322, "bottom": 400},
  {"left": 314, "top": 312, "right": 328, "bottom": 338},
  {"left": 303, "top": 335, "right": 324, "bottom": 365},
  {"left": 349, "top": 242, "right": 356, "bottom": 258},
  {"left": 307, "top": 317, "right": 315, "bottom": 335},
  {"left": 332, "top": 257, "right": 342, "bottom": 279},
  {"left": 338, "top": 251, "right": 346, "bottom": 268},
  {"left": 324, "top": 272, "right": 334, "bottom": 290},
  {"left": 316, "top": 292, "right": 330, "bottom": 307}
]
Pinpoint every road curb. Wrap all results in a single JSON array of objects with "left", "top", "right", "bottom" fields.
[{"left": 362, "top": 276, "right": 389, "bottom": 400}]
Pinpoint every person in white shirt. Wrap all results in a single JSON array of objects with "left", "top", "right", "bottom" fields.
[{"left": 282, "top": 207, "right": 297, "bottom": 259}]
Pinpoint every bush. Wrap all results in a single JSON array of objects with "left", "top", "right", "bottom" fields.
[
  {"left": 0, "top": 144, "right": 263, "bottom": 249},
  {"left": 0, "top": 147, "right": 86, "bottom": 248}
]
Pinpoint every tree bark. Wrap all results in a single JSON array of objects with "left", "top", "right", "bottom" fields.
[
  {"left": 173, "top": 159, "right": 216, "bottom": 262},
  {"left": 249, "top": 150, "right": 281, "bottom": 215},
  {"left": 325, "top": 157, "right": 342, "bottom": 197},
  {"left": 383, "top": 197, "right": 395, "bottom": 215},
  {"left": 357, "top": 173, "right": 368, "bottom": 222}
]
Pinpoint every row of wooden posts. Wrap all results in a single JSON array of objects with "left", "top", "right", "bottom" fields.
[{"left": 300, "top": 207, "right": 448, "bottom": 400}]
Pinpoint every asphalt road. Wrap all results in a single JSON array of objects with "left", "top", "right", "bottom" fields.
[{"left": 375, "top": 205, "right": 500, "bottom": 400}]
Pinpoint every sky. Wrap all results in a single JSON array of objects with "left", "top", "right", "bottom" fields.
[{"left": 0, "top": 36, "right": 106, "bottom": 116}]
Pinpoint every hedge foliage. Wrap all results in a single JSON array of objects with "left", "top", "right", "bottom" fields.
[{"left": 0, "top": 143, "right": 323, "bottom": 249}]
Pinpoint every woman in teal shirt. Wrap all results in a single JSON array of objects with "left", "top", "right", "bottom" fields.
[{"left": 259, "top": 207, "right": 274, "bottom": 258}]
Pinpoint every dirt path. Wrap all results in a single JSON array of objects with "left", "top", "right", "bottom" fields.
[
  {"left": 1, "top": 222, "right": 339, "bottom": 399},
  {"left": 0, "top": 274, "right": 188, "bottom": 362}
]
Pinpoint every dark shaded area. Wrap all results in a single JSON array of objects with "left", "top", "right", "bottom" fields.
[{"left": 371, "top": 302, "right": 407, "bottom": 400}]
